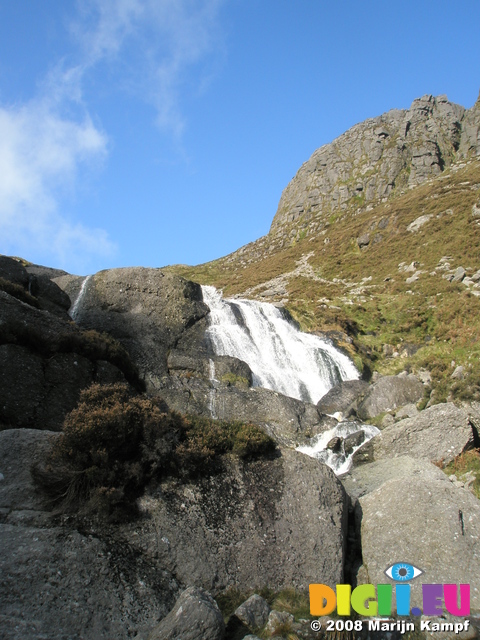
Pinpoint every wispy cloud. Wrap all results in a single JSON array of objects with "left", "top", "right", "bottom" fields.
[
  {"left": 74, "top": 0, "right": 225, "bottom": 135},
  {"left": 0, "top": 91, "right": 114, "bottom": 270},
  {"left": 0, "top": 0, "right": 224, "bottom": 269}
]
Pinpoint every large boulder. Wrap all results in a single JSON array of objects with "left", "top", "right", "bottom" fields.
[
  {"left": 148, "top": 587, "right": 225, "bottom": 640},
  {"left": 371, "top": 402, "right": 479, "bottom": 465},
  {"left": 358, "top": 458, "right": 480, "bottom": 610},
  {"left": 0, "top": 429, "right": 178, "bottom": 640},
  {"left": 356, "top": 374, "right": 424, "bottom": 420},
  {"left": 316, "top": 379, "right": 370, "bottom": 417},
  {"left": 233, "top": 594, "right": 270, "bottom": 630},
  {"left": 125, "top": 449, "right": 347, "bottom": 593},
  {"left": 54, "top": 268, "right": 209, "bottom": 388}
]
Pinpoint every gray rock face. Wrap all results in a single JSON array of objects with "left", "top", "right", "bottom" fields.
[
  {"left": 55, "top": 268, "right": 209, "bottom": 389},
  {"left": 342, "top": 454, "right": 447, "bottom": 503},
  {"left": 356, "top": 374, "right": 424, "bottom": 420},
  {"left": 270, "top": 94, "right": 467, "bottom": 239},
  {"left": 159, "top": 375, "right": 330, "bottom": 447},
  {"left": 127, "top": 449, "right": 347, "bottom": 593},
  {"left": 0, "top": 429, "right": 59, "bottom": 511},
  {"left": 0, "top": 255, "right": 70, "bottom": 318},
  {"left": 234, "top": 594, "right": 270, "bottom": 629},
  {"left": 148, "top": 587, "right": 225, "bottom": 640},
  {"left": 0, "top": 429, "right": 178, "bottom": 640},
  {"left": 316, "top": 379, "right": 370, "bottom": 417},
  {"left": 458, "top": 90, "right": 480, "bottom": 158},
  {"left": 372, "top": 402, "right": 479, "bottom": 465},
  {"left": 0, "top": 293, "right": 127, "bottom": 430},
  {"left": 359, "top": 459, "right": 480, "bottom": 610}
]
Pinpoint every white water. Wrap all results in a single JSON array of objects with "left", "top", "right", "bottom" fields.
[
  {"left": 296, "top": 422, "right": 380, "bottom": 475},
  {"left": 201, "top": 285, "right": 359, "bottom": 404},
  {"left": 69, "top": 275, "right": 92, "bottom": 321}
]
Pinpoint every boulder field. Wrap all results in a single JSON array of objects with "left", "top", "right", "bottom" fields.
[{"left": 1, "top": 254, "right": 480, "bottom": 638}]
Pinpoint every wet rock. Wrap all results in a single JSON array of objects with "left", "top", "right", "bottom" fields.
[
  {"left": 327, "top": 436, "right": 342, "bottom": 452},
  {"left": 316, "top": 380, "right": 370, "bottom": 417},
  {"left": 148, "top": 587, "right": 224, "bottom": 640},
  {"left": 159, "top": 376, "right": 329, "bottom": 447},
  {"left": 343, "top": 430, "right": 365, "bottom": 455}
]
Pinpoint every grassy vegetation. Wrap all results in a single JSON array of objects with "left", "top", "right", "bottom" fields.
[
  {"left": 168, "top": 160, "right": 480, "bottom": 402},
  {"left": 0, "top": 276, "right": 39, "bottom": 307},
  {"left": 219, "top": 372, "right": 251, "bottom": 389},
  {"left": 444, "top": 449, "right": 480, "bottom": 499},
  {"left": 33, "top": 383, "right": 275, "bottom": 521}
]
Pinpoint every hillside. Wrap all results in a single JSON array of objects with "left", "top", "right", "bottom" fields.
[{"left": 170, "top": 92, "right": 480, "bottom": 404}]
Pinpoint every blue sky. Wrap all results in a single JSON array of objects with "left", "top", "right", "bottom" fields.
[{"left": 0, "top": 1, "right": 479, "bottom": 275}]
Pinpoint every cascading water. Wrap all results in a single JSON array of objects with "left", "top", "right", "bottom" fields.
[
  {"left": 201, "top": 285, "right": 359, "bottom": 404},
  {"left": 296, "top": 422, "right": 380, "bottom": 475},
  {"left": 69, "top": 275, "right": 92, "bottom": 321}
]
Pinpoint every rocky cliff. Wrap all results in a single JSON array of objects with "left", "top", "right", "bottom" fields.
[
  {"left": 270, "top": 91, "right": 479, "bottom": 245},
  {"left": 2, "top": 90, "right": 480, "bottom": 639}
]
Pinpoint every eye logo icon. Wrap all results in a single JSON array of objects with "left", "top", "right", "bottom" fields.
[{"left": 385, "top": 562, "right": 423, "bottom": 582}]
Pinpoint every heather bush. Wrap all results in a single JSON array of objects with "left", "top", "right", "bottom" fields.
[
  {"left": 0, "top": 276, "right": 39, "bottom": 307},
  {"left": 34, "top": 383, "right": 275, "bottom": 520}
]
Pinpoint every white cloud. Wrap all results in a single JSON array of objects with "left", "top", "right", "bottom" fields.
[
  {"left": 0, "top": 0, "right": 224, "bottom": 269},
  {"left": 74, "top": 0, "right": 225, "bottom": 135},
  {"left": 0, "top": 96, "right": 114, "bottom": 269}
]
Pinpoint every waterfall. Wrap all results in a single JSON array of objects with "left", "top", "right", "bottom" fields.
[
  {"left": 296, "top": 422, "right": 380, "bottom": 475},
  {"left": 201, "top": 285, "right": 359, "bottom": 404},
  {"left": 69, "top": 275, "right": 92, "bottom": 321}
]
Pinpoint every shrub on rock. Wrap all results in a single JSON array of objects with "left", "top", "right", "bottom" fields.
[{"left": 33, "top": 383, "right": 275, "bottom": 519}]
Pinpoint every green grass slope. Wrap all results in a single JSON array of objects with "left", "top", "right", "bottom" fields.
[{"left": 169, "top": 159, "right": 480, "bottom": 403}]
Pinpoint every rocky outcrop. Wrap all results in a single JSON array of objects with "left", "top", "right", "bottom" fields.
[
  {"left": 0, "top": 291, "right": 129, "bottom": 430},
  {"left": 55, "top": 268, "right": 209, "bottom": 390},
  {"left": 270, "top": 94, "right": 467, "bottom": 240},
  {"left": 0, "top": 430, "right": 178, "bottom": 640},
  {"left": 371, "top": 402, "right": 480, "bottom": 465},
  {"left": 158, "top": 374, "right": 333, "bottom": 447},
  {"left": 458, "top": 90, "right": 480, "bottom": 158},
  {"left": 124, "top": 448, "right": 347, "bottom": 593},
  {"left": 356, "top": 373, "right": 424, "bottom": 420},
  {"left": 148, "top": 587, "right": 225, "bottom": 640},
  {"left": 357, "top": 457, "right": 480, "bottom": 610},
  {"left": 0, "top": 256, "right": 70, "bottom": 319}
]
